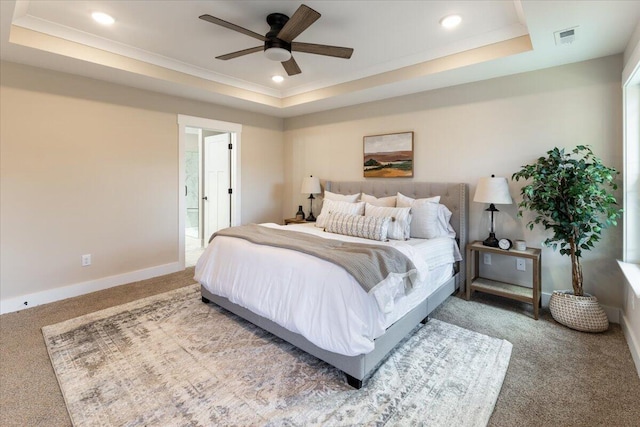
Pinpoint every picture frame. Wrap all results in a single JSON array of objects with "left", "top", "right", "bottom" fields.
[{"left": 363, "top": 131, "right": 414, "bottom": 178}]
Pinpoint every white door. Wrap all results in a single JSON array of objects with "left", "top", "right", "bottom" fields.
[{"left": 203, "top": 133, "right": 231, "bottom": 244}]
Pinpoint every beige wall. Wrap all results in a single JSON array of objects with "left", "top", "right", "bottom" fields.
[
  {"left": 0, "top": 61, "right": 284, "bottom": 302},
  {"left": 284, "top": 55, "right": 625, "bottom": 308},
  {"left": 0, "top": 55, "right": 628, "bottom": 311}
]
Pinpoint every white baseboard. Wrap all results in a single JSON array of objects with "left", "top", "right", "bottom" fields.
[
  {"left": 0, "top": 262, "right": 183, "bottom": 315},
  {"left": 541, "top": 292, "right": 551, "bottom": 308},
  {"left": 541, "top": 291, "right": 620, "bottom": 324},
  {"left": 620, "top": 312, "right": 640, "bottom": 379},
  {"left": 601, "top": 304, "right": 621, "bottom": 324}
]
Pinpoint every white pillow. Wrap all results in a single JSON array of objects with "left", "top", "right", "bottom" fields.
[
  {"left": 364, "top": 203, "right": 411, "bottom": 240},
  {"left": 402, "top": 199, "right": 456, "bottom": 239},
  {"left": 324, "top": 190, "right": 360, "bottom": 203},
  {"left": 325, "top": 212, "right": 390, "bottom": 241},
  {"left": 361, "top": 193, "right": 397, "bottom": 207},
  {"left": 396, "top": 192, "right": 440, "bottom": 207},
  {"left": 436, "top": 204, "right": 456, "bottom": 238},
  {"left": 316, "top": 199, "right": 365, "bottom": 228}
]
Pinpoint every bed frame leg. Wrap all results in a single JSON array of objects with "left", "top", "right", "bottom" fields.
[
  {"left": 345, "top": 374, "right": 363, "bottom": 389},
  {"left": 421, "top": 316, "right": 429, "bottom": 324},
  {"left": 201, "top": 295, "right": 210, "bottom": 304}
]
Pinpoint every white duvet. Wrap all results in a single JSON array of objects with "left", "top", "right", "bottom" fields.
[{"left": 194, "top": 223, "right": 461, "bottom": 356}]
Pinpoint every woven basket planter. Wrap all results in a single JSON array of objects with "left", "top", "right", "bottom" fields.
[{"left": 549, "top": 290, "right": 609, "bottom": 332}]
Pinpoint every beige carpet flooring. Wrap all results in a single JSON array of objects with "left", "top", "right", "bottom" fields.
[{"left": 1, "top": 267, "right": 639, "bottom": 426}]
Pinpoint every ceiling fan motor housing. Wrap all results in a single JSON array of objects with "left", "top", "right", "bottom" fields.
[
  {"left": 264, "top": 38, "right": 291, "bottom": 53},
  {"left": 265, "top": 13, "right": 292, "bottom": 55}
]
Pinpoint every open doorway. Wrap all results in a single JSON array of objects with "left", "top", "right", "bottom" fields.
[{"left": 178, "top": 115, "right": 242, "bottom": 269}]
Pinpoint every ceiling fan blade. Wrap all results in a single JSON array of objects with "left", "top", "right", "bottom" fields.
[
  {"left": 216, "top": 46, "right": 263, "bottom": 60},
  {"left": 199, "top": 14, "right": 267, "bottom": 42},
  {"left": 282, "top": 57, "right": 302, "bottom": 76},
  {"left": 276, "top": 4, "right": 321, "bottom": 42},
  {"left": 292, "top": 42, "right": 353, "bottom": 59}
]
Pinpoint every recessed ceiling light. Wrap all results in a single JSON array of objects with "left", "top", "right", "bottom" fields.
[
  {"left": 92, "top": 12, "right": 115, "bottom": 26},
  {"left": 440, "top": 14, "right": 461, "bottom": 29},
  {"left": 272, "top": 75, "right": 284, "bottom": 83}
]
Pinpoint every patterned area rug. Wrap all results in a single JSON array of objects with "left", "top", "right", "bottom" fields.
[{"left": 43, "top": 284, "right": 512, "bottom": 426}]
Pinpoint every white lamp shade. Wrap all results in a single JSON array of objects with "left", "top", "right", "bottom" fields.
[
  {"left": 473, "top": 176, "right": 512, "bottom": 204},
  {"left": 301, "top": 176, "right": 321, "bottom": 194}
]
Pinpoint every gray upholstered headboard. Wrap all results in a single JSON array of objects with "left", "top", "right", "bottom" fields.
[{"left": 325, "top": 181, "right": 468, "bottom": 288}]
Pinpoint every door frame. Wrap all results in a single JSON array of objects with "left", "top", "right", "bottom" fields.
[{"left": 178, "top": 114, "right": 242, "bottom": 269}]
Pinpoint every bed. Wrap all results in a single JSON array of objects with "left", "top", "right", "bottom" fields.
[{"left": 195, "top": 181, "right": 468, "bottom": 388}]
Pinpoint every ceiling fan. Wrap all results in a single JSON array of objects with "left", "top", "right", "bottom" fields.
[{"left": 199, "top": 4, "right": 353, "bottom": 76}]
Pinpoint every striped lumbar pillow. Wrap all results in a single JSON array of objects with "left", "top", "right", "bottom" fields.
[
  {"left": 364, "top": 204, "right": 412, "bottom": 240},
  {"left": 324, "top": 212, "right": 391, "bottom": 241}
]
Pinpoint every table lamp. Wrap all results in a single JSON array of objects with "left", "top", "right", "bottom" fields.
[
  {"left": 473, "top": 175, "right": 512, "bottom": 247},
  {"left": 301, "top": 175, "right": 321, "bottom": 222}
]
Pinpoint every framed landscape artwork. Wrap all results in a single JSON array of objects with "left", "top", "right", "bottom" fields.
[{"left": 363, "top": 131, "right": 414, "bottom": 178}]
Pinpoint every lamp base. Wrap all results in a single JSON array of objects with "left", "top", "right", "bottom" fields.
[
  {"left": 482, "top": 233, "right": 499, "bottom": 247},
  {"left": 306, "top": 194, "right": 317, "bottom": 222}
]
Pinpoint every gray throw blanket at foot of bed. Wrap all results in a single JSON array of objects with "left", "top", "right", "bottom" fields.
[{"left": 212, "top": 224, "right": 417, "bottom": 293}]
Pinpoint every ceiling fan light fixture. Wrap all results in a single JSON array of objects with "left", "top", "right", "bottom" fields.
[
  {"left": 440, "top": 14, "right": 462, "bottom": 29},
  {"left": 264, "top": 47, "right": 292, "bottom": 62}
]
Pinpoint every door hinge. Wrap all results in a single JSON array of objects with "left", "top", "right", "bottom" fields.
[
  {"left": 228, "top": 188, "right": 233, "bottom": 194},
  {"left": 228, "top": 143, "right": 232, "bottom": 150}
]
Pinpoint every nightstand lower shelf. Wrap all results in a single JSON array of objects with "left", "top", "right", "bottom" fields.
[{"left": 469, "top": 278, "right": 533, "bottom": 303}]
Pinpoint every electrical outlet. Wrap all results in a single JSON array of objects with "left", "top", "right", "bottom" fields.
[
  {"left": 483, "top": 253, "right": 491, "bottom": 265},
  {"left": 82, "top": 254, "right": 92, "bottom": 267},
  {"left": 516, "top": 258, "right": 526, "bottom": 271}
]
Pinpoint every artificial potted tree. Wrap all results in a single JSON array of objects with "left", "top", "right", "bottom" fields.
[{"left": 512, "top": 146, "right": 622, "bottom": 332}]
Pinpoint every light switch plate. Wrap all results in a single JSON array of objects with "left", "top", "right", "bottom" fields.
[{"left": 483, "top": 253, "right": 491, "bottom": 265}]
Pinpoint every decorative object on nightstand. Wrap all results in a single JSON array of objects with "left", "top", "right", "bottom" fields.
[
  {"left": 295, "top": 205, "right": 305, "bottom": 220},
  {"left": 473, "top": 175, "right": 513, "bottom": 247},
  {"left": 513, "top": 145, "right": 622, "bottom": 332},
  {"left": 301, "top": 175, "right": 321, "bottom": 222},
  {"left": 498, "top": 238, "right": 512, "bottom": 250}
]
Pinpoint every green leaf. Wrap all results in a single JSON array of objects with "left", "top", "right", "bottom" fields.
[{"left": 512, "top": 145, "right": 622, "bottom": 292}]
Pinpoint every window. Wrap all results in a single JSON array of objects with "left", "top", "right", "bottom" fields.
[{"left": 623, "top": 69, "right": 639, "bottom": 264}]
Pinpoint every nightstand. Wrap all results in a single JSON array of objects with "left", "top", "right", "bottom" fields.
[
  {"left": 466, "top": 240, "right": 542, "bottom": 319},
  {"left": 283, "top": 218, "right": 308, "bottom": 225}
]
